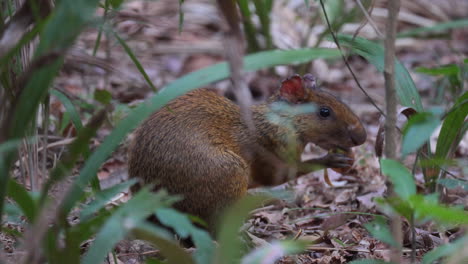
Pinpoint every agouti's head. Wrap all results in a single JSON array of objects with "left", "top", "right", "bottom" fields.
[{"left": 271, "top": 74, "right": 367, "bottom": 152}]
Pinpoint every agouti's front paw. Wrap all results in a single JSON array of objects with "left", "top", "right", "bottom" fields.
[{"left": 314, "top": 152, "right": 354, "bottom": 168}]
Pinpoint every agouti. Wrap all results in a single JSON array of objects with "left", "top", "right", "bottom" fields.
[{"left": 128, "top": 74, "right": 366, "bottom": 230}]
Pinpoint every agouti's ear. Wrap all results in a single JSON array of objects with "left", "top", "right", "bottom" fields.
[
  {"left": 280, "top": 74, "right": 306, "bottom": 103},
  {"left": 302, "top": 73, "right": 317, "bottom": 91}
]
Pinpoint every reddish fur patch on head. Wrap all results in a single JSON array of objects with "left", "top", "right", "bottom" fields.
[{"left": 280, "top": 74, "right": 306, "bottom": 103}]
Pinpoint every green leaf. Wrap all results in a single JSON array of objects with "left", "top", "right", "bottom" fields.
[
  {"left": 401, "top": 112, "right": 441, "bottom": 157},
  {"left": 383, "top": 197, "right": 414, "bottom": 220},
  {"left": 241, "top": 240, "right": 308, "bottom": 264},
  {"left": 380, "top": 159, "right": 416, "bottom": 199},
  {"left": 59, "top": 47, "right": 340, "bottom": 218},
  {"left": 422, "top": 236, "right": 468, "bottom": 264},
  {"left": 438, "top": 178, "right": 468, "bottom": 191},
  {"left": 94, "top": 89, "right": 113, "bottom": 105},
  {"left": 81, "top": 188, "right": 176, "bottom": 264},
  {"left": 415, "top": 64, "right": 460, "bottom": 76},
  {"left": 216, "top": 195, "right": 271, "bottom": 264},
  {"left": 109, "top": 0, "right": 124, "bottom": 8},
  {"left": 409, "top": 195, "right": 468, "bottom": 225},
  {"left": 68, "top": 209, "right": 112, "bottom": 244},
  {"left": 80, "top": 179, "right": 137, "bottom": 221},
  {"left": 436, "top": 91, "right": 468, "bottom": 160},
  {"left": 364, "top": 216, "right": 398, "bottom": 248},
  {"left": 320, "top": 0, "right": 343, "bottom": 25},
  {"left": 4, "top": 202, "right": 25, "bottom": 224},
  {"left": 398, "top": 18, "right": 468, "bottom": 38},
  {"left": 337, "top": 35, "right": 423, "bottom": 111},
  {"left": 50, "top": 89, "right": 84, "bottom": 132},
  {"left": 155, "top": 208, "right": 214, "bottom": 264},
  {"left": 132, "top": 222, "right": 195, "bottom": 264},
  {"left": 7, "top": 179, "right": 37, "bottom": 222}
]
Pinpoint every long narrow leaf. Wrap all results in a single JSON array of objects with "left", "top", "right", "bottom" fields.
[
  {"left": 398, "top": 18, "right": 468, "bottom": 38},
  {"left": 114, "top": 32, "right": 157, "bottom": 91},
  {"left": 132, "top": 222, "right": 195, "bottom": 264},
  {"left": 80, "top": 179, "right": 137, "bottom": 221},
  {"left": 217, "top": 195, "right": 270, "bottom": 264},
  {"left": 380, "top": 159, "right": 416, "bottom": 199},
  {"left": 50, "top": 89, "right": 84, "bottom": 132},
  {"left": 7, "top": 179, "right": 37, "bottom": 222},
  {"left": 436, "top": 91, "right": 468, "bottom": 159}
]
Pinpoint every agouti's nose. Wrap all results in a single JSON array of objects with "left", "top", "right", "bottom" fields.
[{"left": 349, "top": 124, "right": 367, "bottom": 146}]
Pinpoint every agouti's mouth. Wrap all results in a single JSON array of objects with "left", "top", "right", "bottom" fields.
[{"left": 328, "top": 147, "right": 351, "bottom": 154}]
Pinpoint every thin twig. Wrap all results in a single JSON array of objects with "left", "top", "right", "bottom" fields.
[{"left": 353, "top": 0, "right": 383, "bottom": 38}]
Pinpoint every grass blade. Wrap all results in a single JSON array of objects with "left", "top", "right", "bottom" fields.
[
  {"left": 398, "top": 18, "right": 468, "bottom": 38},
  {"left": 114, "top": 32, "right": 157, "bottom": 91}
]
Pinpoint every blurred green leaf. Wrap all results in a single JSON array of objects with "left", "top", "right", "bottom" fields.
[
  {"left": 241, "top": 240, "right": 308, "bottom": 264},
  {"left": 380, "top": 159, "right": 416, "bottom": 199},
  {"left": 80, "top": 179, "right": 137, "bottom": 221},
  {"left": 415, "top": 64, "right": 460, "bottom": 76},
  {"left": 253, "top": 0, "right": 273, "bottom": 49},
  {"left": 7, "top": 179, "right": 37, "bottom": 222},
  {"left": 68, "top": 209, "right": 112, "bottom": 245},
  {"left": 409, "top": 195, "right": 468, "bottom": 225},
  {"left": 383, "top": 197, "right": 414, "bottom": 220},
  {"left": 398, "top": 18, "right": 468, "bottom": 38},
  {"left": 133, "top": 222, "right": 195, "bottom": 264},
  {"left": 94, "top": 89, "right": 113, "bottom": 105},
  {"left": 436, "top": 91, "right": 468, "bottom": 160},
  {"left": 337, "top": 35, "right": 423, "bottom": 111},
  {"left": 364, "top": 216, "right": 398, "bottom": 248},
  {"left": 438, "top": 178, "right": 468, "bottom": 191},
  {"left": 422, "top": 236, "right": 468, "bottom": 264},
  {"left": 320, "top": 0, "right": 343, "bottom": 26},
  {"left": 82, "top": 188, "right": 176, "bottom": 264},
  {"left": 155, "top": 208, "right": 214, "bottom": 264},
  {"left": 178, "top": 0, "right": 185, "bottom": 33},
  {"left": 4, "top": 202, "right": 24, "bottom": 224},
  {"left": 401, "top": 112, "right": 441, "bottom": 157},
  {"left": 217, "top": 195, "right": 271, "bottom": 264},
  {"left": 109, "top": 0, "right": 124, "bottom": 8},
  {"left": 50, "top": 89, "right": 84, "bottom": 132},
  {"left": 59, "top": 48, "right": 340, "bottom": 218}
]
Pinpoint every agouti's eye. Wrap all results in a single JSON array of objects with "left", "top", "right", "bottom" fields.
[{"left": 319, "top": 107, "right": 331, "bottom": 118}]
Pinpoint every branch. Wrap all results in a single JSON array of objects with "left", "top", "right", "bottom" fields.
[{"left": 383, "top": 0, "right": 402, "bottom": 263}]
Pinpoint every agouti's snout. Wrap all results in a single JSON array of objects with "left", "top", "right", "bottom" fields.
[{"left": 349, "top": 122, "right": 367, "bottom": 146}]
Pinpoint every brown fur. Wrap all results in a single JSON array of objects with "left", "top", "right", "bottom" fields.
[{"left": 128, "top": 86, "right": 366, "bottom": 231}]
